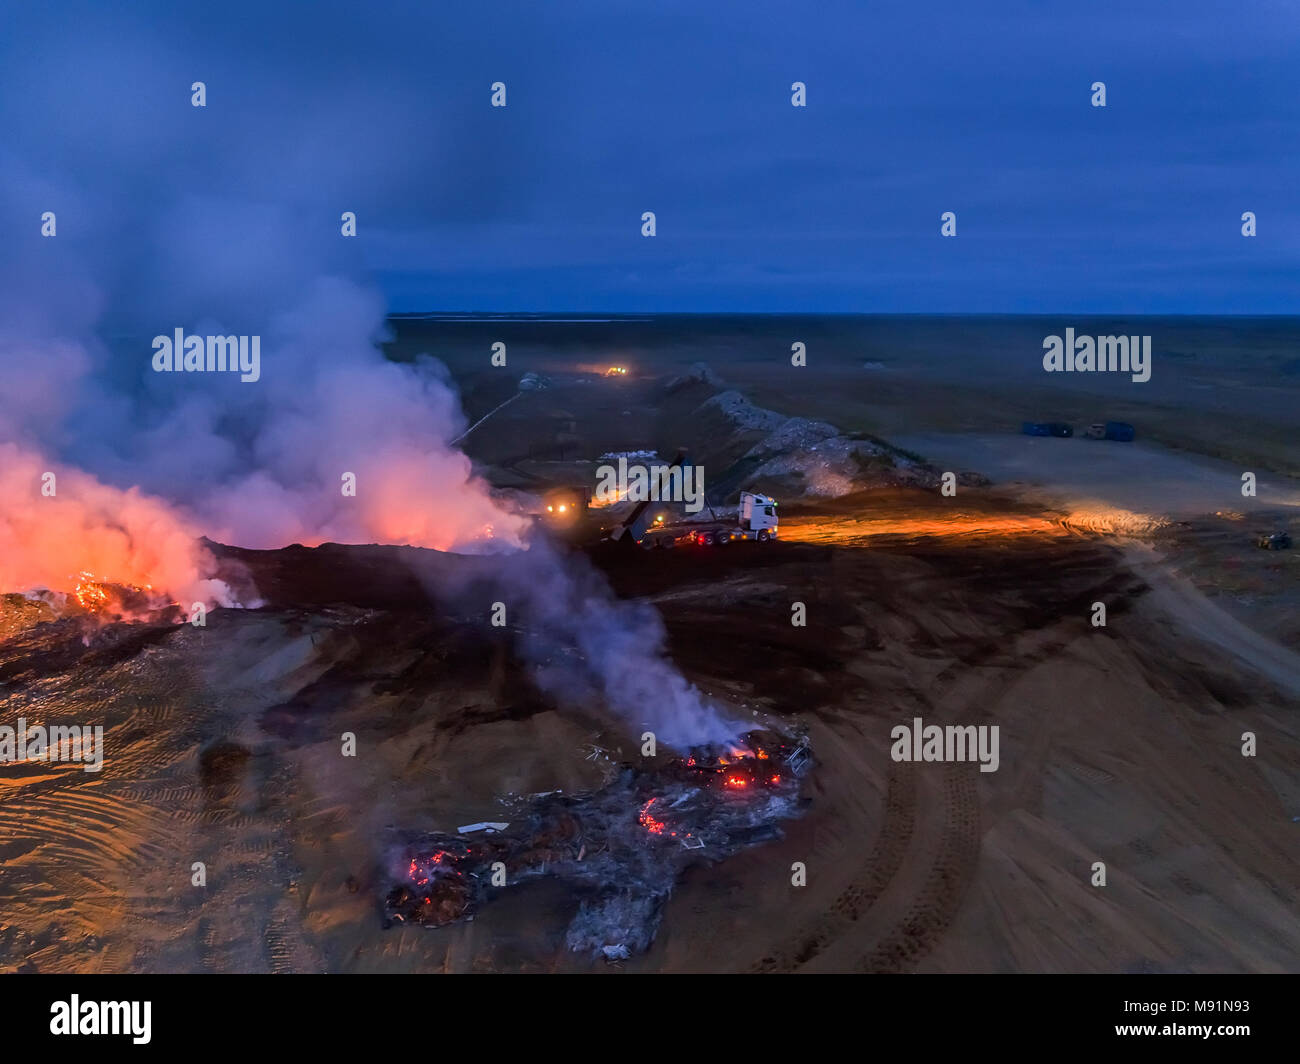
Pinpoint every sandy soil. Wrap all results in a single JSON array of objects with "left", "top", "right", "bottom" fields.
[
  {"left": 3, "top": 488, "right": 1296, "bottom": 973},
  {"left": 4, "top": 327, "right": 1299, "bottom": 973}
]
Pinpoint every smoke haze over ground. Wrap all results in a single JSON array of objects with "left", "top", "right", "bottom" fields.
[
  {"left": 435, "top": 538, "right": 745, "bottom": 746},
  {"left": 0, "top": 5, "right": 740, "bottom": 744},
  {"left": 0, "top": 11, "right": 535, "bottom": 594}
]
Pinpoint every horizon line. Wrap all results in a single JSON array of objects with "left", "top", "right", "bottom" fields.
[{"left": 386, "top": 310, "right": 1300, "bottom": 320}]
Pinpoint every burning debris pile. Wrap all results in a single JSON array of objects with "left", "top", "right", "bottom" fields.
[
  {"left": 11, "top": 575, "right": 185, "bottom": 627},
  {"left": 384, "top": 730, "right": 812, "bottom": 960}
]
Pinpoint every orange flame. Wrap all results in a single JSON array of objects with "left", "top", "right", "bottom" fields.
[
  {"left": 71, "top": 571, "right": 159, "bottom": 614},
  {"left": 73, "top": 571, "right": 110, "bottom": 611}
]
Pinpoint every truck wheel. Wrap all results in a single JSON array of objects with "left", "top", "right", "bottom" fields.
[
  {"left": 757, "top": 530, "right": 770, "bottom": 543},
  {"left": 713, "top": 531, "right": 727, "bottom": 546}
]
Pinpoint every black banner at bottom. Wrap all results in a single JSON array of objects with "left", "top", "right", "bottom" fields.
[{"left": 1, "top": 973, "right": 1292, "bottom": 1051}]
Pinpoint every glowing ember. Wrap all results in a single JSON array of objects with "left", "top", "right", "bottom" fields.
[
  {"left": 73, "top": 572, "right": 110, "bottom": 612},
  {"left": 639, "top": 797, "right": 666, "bottom": 835},
  {"left": 661, "top": 731, "right": 810, "bottom": 792},
  {"left": 386, "top": 729, "right": 813, "bottom": 952},
  {"left": 407, "top": 850, "right": 459, "bottom": 889},
  {"left": 69, "top": 570, "right": 162, "bottom": 615}
]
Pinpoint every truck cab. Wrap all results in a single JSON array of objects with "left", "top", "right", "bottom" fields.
[{"left": 739, "top": 492, "right": 779, "bottom": 537}]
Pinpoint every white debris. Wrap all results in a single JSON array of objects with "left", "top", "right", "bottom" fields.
[
  {"left": 693, "top": 383, "right": 922, "bottom": 499},
  {"left": 457, "top": 821, "right": 510, "bottom": 834}
]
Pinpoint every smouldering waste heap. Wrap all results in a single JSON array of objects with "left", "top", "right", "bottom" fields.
[{"left": 384, "top": 730, "right": 812, "bottom": 960}]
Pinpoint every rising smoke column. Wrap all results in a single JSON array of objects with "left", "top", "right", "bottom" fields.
[
  {"left": 0, "top": 293, "right": 737, "bottom": 742},
  {"left": 0, "top": 309, "right": 240, "bottom": 607},
  {"left": 68, "top": 277, "right": 533, "bottom": 555},
  {"left": 449, "top": 538, "right": 745, "bottom": 748},
  {"left": 0, "top": 13, "right": 533, "bottom": 598},
  {"left": 0, "top": 11, "right": 733, "bottom": 743},
  {"left": 0, "top": 280, "right": 530, "bottom": 602}
]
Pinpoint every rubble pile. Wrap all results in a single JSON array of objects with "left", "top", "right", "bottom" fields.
[
  {"left": 694, "top": 388, "right": 935, "bottom": 497},
  {"left": 384, "top": 729, "right": 812, "bottom": 960}
]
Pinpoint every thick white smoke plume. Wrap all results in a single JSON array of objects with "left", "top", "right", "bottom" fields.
[
  {"left": 0, "top": 442, "right": 236, "bottom": 609},
  {"left": 0, "top": 278, "right": 529, "bottom": 607},
  {"left": 82, "top": 279, "right": 532, "bottom": 555},
  {"left": 0, "top": 10, "right": 738, "bottom": 744}
]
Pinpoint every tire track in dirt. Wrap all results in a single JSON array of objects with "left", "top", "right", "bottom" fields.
[
  {"left": 747, "top": 535, "right": 1114, "bottom": 974},
  {"left": 265, "top": 901, "right": 325, "bottom": 974},
  {"left": 853, "top": 764, "right": 981, "bottom": 972},
  {"left": 839, "top": 609, "right": 1095, "bottom": 972},
  {"left": 749, "top": 760, "right": 916, "bottom": 972}
]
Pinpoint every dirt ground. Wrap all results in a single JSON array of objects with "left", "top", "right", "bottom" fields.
[
  {"left": 3, "top": 487, "right": 1296, "bottom": 973},
  {"left": 637, "top": 490, "right": 1300, "bottom": 973},
  {"left": 4, "top": 321, "right": 1299, "bottom": 972}
]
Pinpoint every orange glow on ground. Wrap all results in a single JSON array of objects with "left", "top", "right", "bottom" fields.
[{"left": 777, "top": 511, "right": 1061, "bottom": 546}]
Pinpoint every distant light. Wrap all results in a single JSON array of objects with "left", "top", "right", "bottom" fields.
[
  {"left": 547, "top": 505, "right": 553, "bottom": 512},
  {"left": 558, "top": 504, "right": 567, "bottom": 513}
]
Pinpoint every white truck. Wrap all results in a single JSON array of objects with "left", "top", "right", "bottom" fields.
[{"left": 636, "top": 491, "right": 780, "bottom": 549}]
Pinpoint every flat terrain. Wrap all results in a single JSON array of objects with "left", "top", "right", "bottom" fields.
[
  {"left": 888, "top": 433, "right": 1300, "bottom": 516},
  {"left": 2, "top": 316, "right": 1298, "bottom": 972},
  {"left": 2, "top": 490, "right": 1297, "bottom": 973}
]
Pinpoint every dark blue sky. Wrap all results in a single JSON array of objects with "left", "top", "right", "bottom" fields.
[{"left": 2, "top": 0, "right": 1297, "bottom": 314}]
